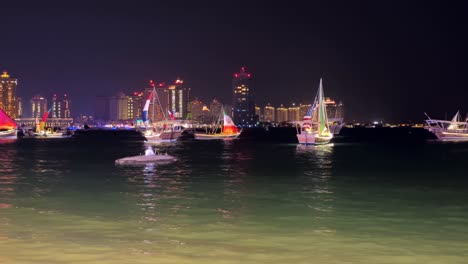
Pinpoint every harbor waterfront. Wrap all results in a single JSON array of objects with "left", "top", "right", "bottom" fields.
[{"left": 1, "top": 134, "right": 468, "bottom": 263}]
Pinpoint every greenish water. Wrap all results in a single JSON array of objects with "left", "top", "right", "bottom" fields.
[{"left": 1, "top": 138, "right": 468, "bottom": 263}]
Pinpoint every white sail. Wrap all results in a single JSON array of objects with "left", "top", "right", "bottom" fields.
[{"left": 296, "top": 78, "right": 333, "bottom": 145}]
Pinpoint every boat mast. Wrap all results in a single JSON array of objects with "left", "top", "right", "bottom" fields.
[{"left": 318, "top": 78, "right": 329, "bottom": 135}]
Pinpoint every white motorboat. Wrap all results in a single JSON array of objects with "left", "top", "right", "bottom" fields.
[
  {"left": 115, "top": 146, "right": 177, "bottom": 165},
  {"left": 35, "top": 131, "right": 70, "bottom": 138}
]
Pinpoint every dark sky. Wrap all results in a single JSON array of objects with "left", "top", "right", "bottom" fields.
[{"left": 1, "top": 1, "right": 467, "bottom": 122}]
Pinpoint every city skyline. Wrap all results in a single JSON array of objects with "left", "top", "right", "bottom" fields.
[{"left": 1, "top": 2, "right": 468, "bottom": 122}]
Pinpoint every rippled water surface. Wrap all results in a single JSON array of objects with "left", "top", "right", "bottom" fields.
[{"left": 1, "top": 138, "right": 468, "bottom": 263}]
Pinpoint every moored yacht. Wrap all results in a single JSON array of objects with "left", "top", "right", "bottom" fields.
[{"left": 425, "top": 111, "right": 468, "bottom": 141}]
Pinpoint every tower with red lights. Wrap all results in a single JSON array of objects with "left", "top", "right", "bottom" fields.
[
  {"left": 232, "top": 67, "right": 255, "bottom": 126},
  {"left": 149, "top": 78, "right": 190, "bottom": 121}
]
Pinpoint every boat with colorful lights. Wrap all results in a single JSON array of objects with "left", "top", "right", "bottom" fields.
[
  {"left": 194, "top": 109, "right": 241, "bottom": 140},
  {"left": 424, "top": 111, "right": 468, "bottom": 141},
  {"left": 296, "top": 78, "right": 333, "bottom": 145},
  {"left": 34, "top": 108, "right": 69, "bottom": 138},
  {"left": 0, "top": 107, "right": 17, "bottom": 139}
]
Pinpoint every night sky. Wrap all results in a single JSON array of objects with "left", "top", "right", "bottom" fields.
[{"left": 1, "top": 1, "right": 467, "bottom": 122}]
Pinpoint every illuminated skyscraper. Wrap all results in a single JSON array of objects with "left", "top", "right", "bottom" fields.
[
  {"left": 109, "top": 92, "right": 128, "bottom": 120},
  {"left": 51, "top": 94, "right": 71, "bottom": 118},
  {"left": 130, "top": 91, "right": 144, "bottom": 119},
  {"left": 323, "top": 97, "right": 344, "bottom": 120},
  {"left": 263, "top": 104, "right": 275, "bottom": 122},
  {"left": 16, "top": 97, "right": 22, "bottom": 118},
  {"left": 255, "top": 105, "right": 261, "bottom": 122},
  {"left": 31, "top": 95, "right": 48, "bottom": 118},
  {"left": 62, "top": 94, "right": 71, "bottom": 118},
  {"left": 190, "top": 98, "right": 204, "bottom": 122},
  {"left": 51, "top": 94, "right": 60, "bottom": 118},
  {"left": 209, "top": 98, "right": 223, "bottom": 119},
  {"left": 0, "top": 71, "right": 18, "bottom": 118},
  {"left": 232, "top": 67, "right": 254, "bottom": 126},
  {"left": 276, "top": 104, "right": 288, "bottom": 123},
  {"left": 152, "top": 78, "right": 191, "bottom": 120},
  {"left": 299, "top": 103, "right": 312, "bottom": 119},
  {"left": 288, "top": 103, "right": 300, "bottom": 122},
  {"left": 126, "top": 96, "right": 135, "bottom": 119}
]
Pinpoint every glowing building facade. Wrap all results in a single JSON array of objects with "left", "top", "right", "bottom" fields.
[
  {"left": 0, "top": 71, "right": 18, "bottom": 118},
  {"left": 276, "top": 104, "right": 288, "bottom": 123},
  {"left": 288, "top": 104, "right": 300, "bottom": 122},
  {"left": 150, "top": 78, "right": 191, "bottom": 121},
  {"left": 31, "top": 95, "right": 48, "bottom": 119},
  {"left": 263, "top": 104, "right": 275, "bottom": 122},
  {"left": 232, "top": 67, "right": 255, "bottom": 126},
  {"left": 51, "top": 94, "right": 71, "bottom": 118}
]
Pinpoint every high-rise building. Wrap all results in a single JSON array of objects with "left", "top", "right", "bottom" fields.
[
  {"left": 62, "top": 94, "right": 71, "bottom": 118},
  {"left": 190, "top": 99, "right": 204, "bottom": 122},
  {"left": 126, "top": 96, "right": 135, "bottom": 119},
  {"left": 109, "top": 92, "right": 128, "bottom": 120},
  {"left": 263, "top": 104, "right": 275, "bottom": 122},
  {"left": 51, "top": 94, "right": 71, "bottom": 118},
  {"left": 255, "top": 105, "right": 262, "bottom": 122},
  {"left": 210, "top": 98, "right": 223, "bottom": 119},
  {"left": 0, "top": 71, "right": 18, "bottom": 118},
  {"left": 200, "top": 105, "right": 211, "bottom": 124},
  {"left": 232, "top": 67, "right": 255, "bottom": 127},
  {"left": 335, "top": 100, "right": 344, "bottom": 119},
  {"left": 51, "top": 94, "right": 61, "bottom": 118},
  {"left": 288, "top": 103, "right": 300, "bottom": 122},
  {"left": 16, "top": 97, "right": 22, "bottom": 118},
  {"left": 299, "top": 103, "right": 312, "bottom": 119},
  {"left": 31, "top": 95, "right": 48, "bottom": 118},
  {"left": 276, "top": 104, "right": 288, "bottom": 123},
  {"left": 130, "top": 91, "right": 144, "bottom": 119},
  {"left": 324, "top": 97, "right": 344, "bottom": 119},
  {"left": 153, "top": 78, "right": 191, "bottom": 120}
]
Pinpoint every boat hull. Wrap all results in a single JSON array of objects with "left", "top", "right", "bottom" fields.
[
  {"left": 0, "top": 129, "right": 17, "bottom": 139},
  {"left": 297, "top": 133, "right": 332, "bottom": 145},
  {"left": 115, "top": 154, "right": 177, "bottom": 165},
  {"left": 35, "top": 132, "right": 69, "bottom": 138},
  {"left": 194, "top": 132, "right": 241, "bottom": 140},
  {"left": 159, "top": 131, "right": 181, "bottom": 141},
  {"left": 429, "top": 130, "right": 468, "bottom": 141}
]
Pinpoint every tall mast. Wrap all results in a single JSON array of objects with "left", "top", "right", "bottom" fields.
[{"left": 318, "top": 78, "right": 327, "bottom": 135}]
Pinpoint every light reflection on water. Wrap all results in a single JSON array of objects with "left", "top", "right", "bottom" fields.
[{"left": 0, "top": 139, "right": 468, "bottom": 263}]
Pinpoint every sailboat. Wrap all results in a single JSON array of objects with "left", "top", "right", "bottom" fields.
[
  {"left": 194, "top": 109, "right": 241, "bottom": 140},
  {"left": 141, "top": 89, "right": 160, "bottom": 140},
  {"left": 0, "top": 107, "right": 17, "bottom": 139},
  {"left": 35, "top": 108, "right": 68, "bottom": 138},
  {"left": 296, "top": 78, "right": 333, "bottom": 145},
  {"left": 425, "top": 111, "right": 468, "bottom": 141}
]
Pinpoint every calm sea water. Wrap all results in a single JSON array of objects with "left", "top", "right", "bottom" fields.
[{"left": 1, "top": 137, "right": 468, "bottom": 263}]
